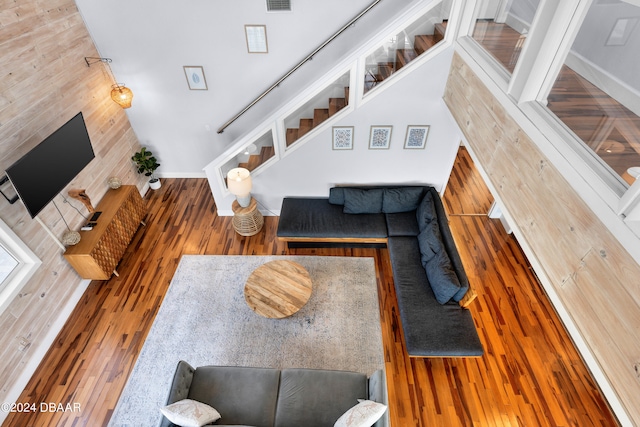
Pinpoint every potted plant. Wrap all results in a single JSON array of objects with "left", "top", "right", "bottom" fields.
[{"left": 132, "top": 147, "right": 161, "bottom": 190}]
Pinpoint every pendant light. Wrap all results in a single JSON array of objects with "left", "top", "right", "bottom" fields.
[
  {"left": 85, "top": 57, "right": 134, "bottom": 109},
  {"left": 111, "top": 84, "right": 134, "bottom": 109}
]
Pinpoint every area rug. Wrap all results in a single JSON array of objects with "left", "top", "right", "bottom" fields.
[{"left": 108, "top": 255, "right": 384, "bottom": 427}]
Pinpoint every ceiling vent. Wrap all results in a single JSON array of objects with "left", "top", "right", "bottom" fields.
[{"left": 266, "top": 0, "right": 291, "bottom": 12}]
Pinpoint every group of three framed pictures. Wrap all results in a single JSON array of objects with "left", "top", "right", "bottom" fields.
[{"left": 332, "top": 125, "right": 430, "bottom": 150}]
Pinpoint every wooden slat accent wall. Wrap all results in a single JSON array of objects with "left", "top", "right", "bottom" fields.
[
  {"left": 443, "top": 52, "right": 640, "bottom": 425},
  {"left": 0, "top": 0, "right": 146, "bottom": 404}
]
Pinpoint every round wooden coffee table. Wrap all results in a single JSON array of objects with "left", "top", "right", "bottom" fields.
[{"left": 244, "top": 260, "right": 312, "bottom": 319}]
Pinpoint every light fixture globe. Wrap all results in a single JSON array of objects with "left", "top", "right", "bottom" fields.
[
  {"left": 227, "top": 167, "right": 252, "bottom": 207},
  {"left": 111, "top": 83, "right": 133, "bottom": 108}
]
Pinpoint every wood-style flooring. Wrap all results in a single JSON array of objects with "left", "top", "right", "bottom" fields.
[
  {"left": 472, "top": 20, "right": 640, "bottom": 178},
  {"left": 4, "top": 148, "right": 619, "bottom": 426}
]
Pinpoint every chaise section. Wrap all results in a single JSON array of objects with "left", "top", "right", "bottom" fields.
[{"left": 388, "top": 237, "right": 484, "bottom": 357}]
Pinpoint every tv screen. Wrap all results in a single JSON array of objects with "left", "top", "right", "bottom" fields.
[{"left": 6, "top": 112, "right": 96, "bottom": 218}]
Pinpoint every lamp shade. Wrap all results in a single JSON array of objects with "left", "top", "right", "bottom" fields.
[
  {"left": 111, "top": 83, "right": 134, "bottom": 108},
  {"left": 227, "top": 167, "right": 252, "bottom": 197}
]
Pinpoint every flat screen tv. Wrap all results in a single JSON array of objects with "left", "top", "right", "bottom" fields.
[{"left": 6, "top": 112, "right": 95, "bottom": 218}]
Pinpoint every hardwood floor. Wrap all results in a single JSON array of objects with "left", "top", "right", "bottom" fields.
[{"left": 4, "top": 148, "right": 618, "bottom": 427}]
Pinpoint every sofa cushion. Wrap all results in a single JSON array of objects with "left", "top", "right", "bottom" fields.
[
  {"left": 274, "top": 369, "right": 367, "bottom": 427},
  {"left": 277, "top": 198, "right": 387, "bottom": 239},
  {"left": 329, "top": 187, "right": 345, "bottom": 205},
  {"left": 343, "top": 188, "right": 384, "bottom": 214},
  {"left": 385, "top": 211, "right": 420, "bottom": 237},
  {"left": 425, "top": 250, "right": 461, "bottom": 304},
  {"left": 382, "top": 187, "right": 424, "bottom": 213},
  {"left": 186, "top": 366, "right": 280, "bottom": 427},
  {"left": 416, "top": 221, "right": 442, "bottom": 266},
  {"left": 160, "top": 399, "right": 221, "bottom": 427},
  {"left": 415, "top": 191, "right": 436, "bottom": 231},
  {"left": 334, "top": 400, "right": 387, "bottom": 427}
]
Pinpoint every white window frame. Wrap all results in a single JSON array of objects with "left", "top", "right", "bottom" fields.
[{"left": 0, "top": 218, "right": 41, "bottom": 315}]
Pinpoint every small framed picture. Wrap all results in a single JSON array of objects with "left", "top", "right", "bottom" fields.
[
  {"left": 369, "top": 126, "right": 392, "bottom": 149},
  {"left": 606, "top": 17, "right": 638, "bottom": 46},
  {"left": 332, "top": 126, "right": 354, "bottom": 150},
  {"left": 245, "top": 25, "right": 268, "bottom": 53},
  {"left": 404, "top": 125, "right": 429, "bottom": 149},
  {"left": 183, "top": 66, "right": 208, "bottom": 90}
]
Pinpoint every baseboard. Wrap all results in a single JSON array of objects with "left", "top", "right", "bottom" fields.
[
  {"left": 0, "top": 278, "right": 91, "bottom": 425},
  {"left": 504, "top": 12, "right": 531, "bottom": 35},
  {"left": 216, "top": 209, "right": 279, "bottom": 217},
  {"left": 157, "top": 172, "right": 207, "bottom": 179}
]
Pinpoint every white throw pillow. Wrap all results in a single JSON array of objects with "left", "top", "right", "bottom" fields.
[
  {"left": 334, "top": 399, "right": 387, "bottom": 427},
  {"left": 160, "top": 398, "right": 221, "bottom": 427}
]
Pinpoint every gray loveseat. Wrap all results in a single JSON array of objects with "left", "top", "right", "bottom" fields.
[
  {"left": 160, "top": 361, "right": 388, "bottom": 427},
  {"left": 277, "top": 186, "right": 483, "bottom": 357}
]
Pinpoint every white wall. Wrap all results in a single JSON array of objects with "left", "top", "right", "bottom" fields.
[
  {"left": 75, "top": 0, "right": 426, "bottom": 176},
  {"left": 215, "top": 48, "right": 461, "bottom": 214}
]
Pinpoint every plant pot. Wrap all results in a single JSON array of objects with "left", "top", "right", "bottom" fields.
[{"left": 149, "top": 178, "right": 161, "bottom": 190}]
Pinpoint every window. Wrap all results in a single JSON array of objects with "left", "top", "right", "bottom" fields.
[
  {"left": 0, "top": 219, "right": 41, "bottom": 314},
  {"left": 471, "top": 0, "right": 542, "bottom": 75},
  {"left": 544, "top": 0, "right": 640, "bottom": 187}
]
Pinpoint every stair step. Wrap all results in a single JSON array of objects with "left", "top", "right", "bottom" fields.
[
  {"left": 243, "top": 145, "right": 275, "bottom": 171},
  {"left": 414, "top": 34, "right": 437, "bottom": 55},
  {"left": 238, "top": 162, "right": 249, "bottom": 169},
  {"left": 286, "top": 128, "right": 299, "bottom": 146},
  {"left": 247, "top": 154, "right": 261, "bottom": 171},
  {"left": 298, "top": 118, "right": 313, "bottom": 137},
  {"left": 313, "top": 108, "right": 329, "bottom": 126},
  {"left": 434, "top": 22, "right": 446, "bottom": 43},
  {"left": 344, "top": 87, "right": 349, "bottom": 105},
  {"left": 329, "top": 98, "right": 346, "bottom": 116},
  {"left": 377, "top": 62, "right": 394, "bottom": 80},
  {"left": 260, "top": 145, "right": 274, "bottom": 162},
  {"left": 395, "top": 49, "right": 417, "bottom": 70}
]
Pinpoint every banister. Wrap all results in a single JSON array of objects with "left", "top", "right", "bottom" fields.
[{"left": 217, "top": 0, "right": 382, "bottom": 134}]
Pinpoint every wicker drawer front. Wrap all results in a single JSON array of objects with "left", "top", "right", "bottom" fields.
[{"left": 91, "top": 221, "right": 129, "bottom": 277}]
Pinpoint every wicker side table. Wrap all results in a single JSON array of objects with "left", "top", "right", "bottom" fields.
[{"left": 232, "top": 198, "right": 264, "bottom": 236}]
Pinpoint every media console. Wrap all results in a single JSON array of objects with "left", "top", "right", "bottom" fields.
[{"left": 64, "top": 185, "right": 146, "bottom": 280}]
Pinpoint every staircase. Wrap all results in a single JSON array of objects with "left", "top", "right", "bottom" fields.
[
  {"left": 365, "top": 23, "right": 445, "bottom": 94},
  {"left": 210, "top": 10, "right": 450, "bottom": 194},
  {"left": 285, "top": 87, "right": 350, "bottom": 147}
]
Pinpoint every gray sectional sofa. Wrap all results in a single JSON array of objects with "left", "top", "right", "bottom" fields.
[
  {"left": 160, "top": 361, "right": 388, "bottom": 427},
  {"left": 277, "top": 186, "right": 484, "bottom": 357}
]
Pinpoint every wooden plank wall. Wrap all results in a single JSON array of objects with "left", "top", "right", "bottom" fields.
[
  {"left": 0, "top": 0, "right": 146, "bottom": 404},
  {"left": 443, "top": 52, "right": 640, "bottom": 425}
]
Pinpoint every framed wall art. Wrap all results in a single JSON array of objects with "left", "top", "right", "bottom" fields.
[
  {"left": 606, "top": 17, "right": 638, "bottom": 46},
  {"left": 369, "top": 126, "right": 392, "bottom": 149},
  {"left": 245, "top": 25, "right": 268, "bottom": 53},
  {"left": 332, "top": 126, "right": 354, "bottom": 150},
  {"left": 403, "top": 125, "right": 429, "bottom": 149},
  {"left": 183, "top": 66, "right": 208, "bottom": 90}
]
